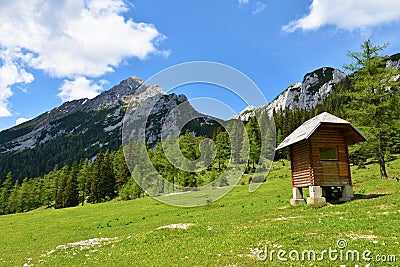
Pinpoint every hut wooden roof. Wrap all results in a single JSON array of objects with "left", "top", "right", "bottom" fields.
[{"left": 275, "top": 112, "right": 367, "bottom": 150}]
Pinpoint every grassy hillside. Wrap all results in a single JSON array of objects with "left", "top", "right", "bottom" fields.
[{"left": 0, "top": 158, "right": 399, "bottom": 266}]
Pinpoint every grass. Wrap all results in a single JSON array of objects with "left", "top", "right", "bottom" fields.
[{"left": 0, "top": 157, "right": 399, "bottom": 266}]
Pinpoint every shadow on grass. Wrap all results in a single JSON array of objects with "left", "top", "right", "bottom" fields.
[
  {"left": 353, "top": 193, "right": 388, "bottom": 200},
  {"left": 325, "top": 193, "right": 388, "bottom": 205},
  {"left": 358, "top": 155, "right": 398, "bottom": 167},
  {"left": 287, "top": 193, "right": 389, "bottom": 208}
]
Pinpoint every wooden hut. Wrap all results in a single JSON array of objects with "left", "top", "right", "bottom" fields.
[{"left": 275, "top": 112, "right": 366, "bottom": 205}]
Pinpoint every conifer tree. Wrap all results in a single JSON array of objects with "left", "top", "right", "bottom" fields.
[
  {"left": 151, "top": 142, "right": 171, "bottom": 193},
  {"left": 41, "top": 170, "right": 57, "bottom": 208},
  {"left": 102, "top": 150, "right": 116, "bottom": 200},
  {"left": 77, "top": 158, "right": 90, "bottom": 206},
  {"left": 245, "top": 117, "right": 261, "bottom": 170},
  {"left": 0, "top": 172, "right": 13, "bottom": 214},
  {"left": 8, "top": 182, "right": 20, "bottom": 213},
  {"left": 200, "top": 137, "right": 216, "bottom": 170},
  {"left": 119, "top": 166, "right": 143, "bottom": 200},
  {"left": 179, "top": 132, "right": 198, "bottom": 161},
  {"left": 114, "top": 148, "right": 131, "bottom": 191},
  {"left": 343, "top": 39, "right": 400, "bottom": 179},
  {"left": 215, "top": 131, "right": 230, "bottom": 171},
  {"left": 55, "top": 166, "right": 69, "bottom": 209},
  {"left": 160, "top": 136, "right": 180, "bottom": 191},
  {"left": 63, "top": 161, "right": 79, "bottom": 207},
  {"left": 88, "top": 152, "right": 104, "bottom": 203}
]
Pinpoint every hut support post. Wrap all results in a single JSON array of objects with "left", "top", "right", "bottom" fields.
[
  {"left": 339, "top": 184, "right": 354, "bottom": 202},
  {"left": 290, "top": 187, "right": 306, "bottom": 206},
  {"left": 307, "top": 186, "right": 326, "bottom": 204}
]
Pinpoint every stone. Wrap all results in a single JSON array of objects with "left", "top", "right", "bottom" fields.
[
  {"left": 290, "top": 198, "right": 306, "bottom": 206},
  {"left": 290, "top": 187, "right": 306, "bottom": 206},
  {"left": 339, "top": 184, "right": 354, "bottom": 202},
  {"left": 307, "top": 186, "right": 326, "bottom": 204}
]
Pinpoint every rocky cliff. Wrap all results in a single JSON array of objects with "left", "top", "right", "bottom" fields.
[{"left": 233, "top": 67, "right": 347, "bottom": 121}]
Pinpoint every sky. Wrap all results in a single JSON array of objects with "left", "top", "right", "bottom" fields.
[{"left": 1, "top": 0, "right": 400, "bottom": 131}]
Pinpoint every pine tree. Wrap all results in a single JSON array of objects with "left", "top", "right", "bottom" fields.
[
  {"left": 63, "top": 161, "right": 79, "bottom": 207},
  {"left": 179, "top": 132, "right": 198, "bottom": 161},
  {"left": 102, "top": 150, "right": 116, "bottom": 200},
  {"left": 180, "top": 162, "right": 198, "bottom": 188},
  {"left": 245, "top": 117, "right": 261, "bottom": 170},
  {"left": 258, "top": 111, "right": 276, "bottom": 168},
  {"left": 114, "top": 148, "right": 131, "bottom": 192},
  {"left": 226, "top": 120, "right": 244, "bottom": 165},
  {"left": 87, "top": 152, "right": 104, "bottom": 203}
]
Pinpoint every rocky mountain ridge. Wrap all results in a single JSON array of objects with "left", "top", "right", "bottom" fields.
[{"left": 232, "top": 67, "right": 347, "bottom": 121}]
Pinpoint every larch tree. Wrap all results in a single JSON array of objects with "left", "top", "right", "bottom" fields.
[
  {"left": 343, "top": 39, "right": 400, "bottom": 179},
  {"left": 0, "top": 172, "right": 13, "bottom": 214},
  {"left": 55, "top": 166, "right": 69, "bottom": 209}
]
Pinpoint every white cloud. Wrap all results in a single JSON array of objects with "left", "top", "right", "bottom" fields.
[
  {"left": 252, "top": 2, "right": 266, "bottom": 15},
  {"left": 283, "top": 0, "right": 400, "bottom": 32},
  {"left": 0, "top": 49, "right": 34, "bottom": 117},
  {"left": 16, "top": 117, "right": 30, "bottom": 125},
  {"left": 58, "top": 77, "right": 107, "bottom": 102},
  {"left": 0, "top": 0, "right": 167, "bottom": 110},
  {"left": 238, "top": 0, "right": 250, "bottom": 4}
]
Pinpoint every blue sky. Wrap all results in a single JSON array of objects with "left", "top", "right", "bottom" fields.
[{"left": 1, "top": 0, "right": 400, "bottom": 130}]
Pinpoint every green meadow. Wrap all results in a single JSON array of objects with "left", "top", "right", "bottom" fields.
[{"left": 0, "top": 157, "right": 399, "bottom": 267}]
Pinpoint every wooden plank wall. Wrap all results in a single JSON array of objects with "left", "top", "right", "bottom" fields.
[
  {"left": 311, "top": 126, "right": 351, "bottom": 186},
  {"left": 291, "top": 139, "right": 313, "bottom": 187}
]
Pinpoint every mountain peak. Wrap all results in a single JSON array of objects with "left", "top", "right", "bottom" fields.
[
  {"left": 80, "top": 76, "right": 165, "bottom": 112},
  {"left": 233, "top": 67, "right": 346, "bottom": 121},
  {"left": 0, "top": 75, "right": 171, "bottom": 156},
  {"left": 386, "top": 53, "right": 400, "bottom": 69}
]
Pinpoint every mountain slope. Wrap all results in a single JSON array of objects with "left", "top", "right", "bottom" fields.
[
  {"left": 0, "top": 77, "right": 163, "bottom": 154},
  {"left": 0, "top": 77, "right": 219, "bottom": 181}
]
